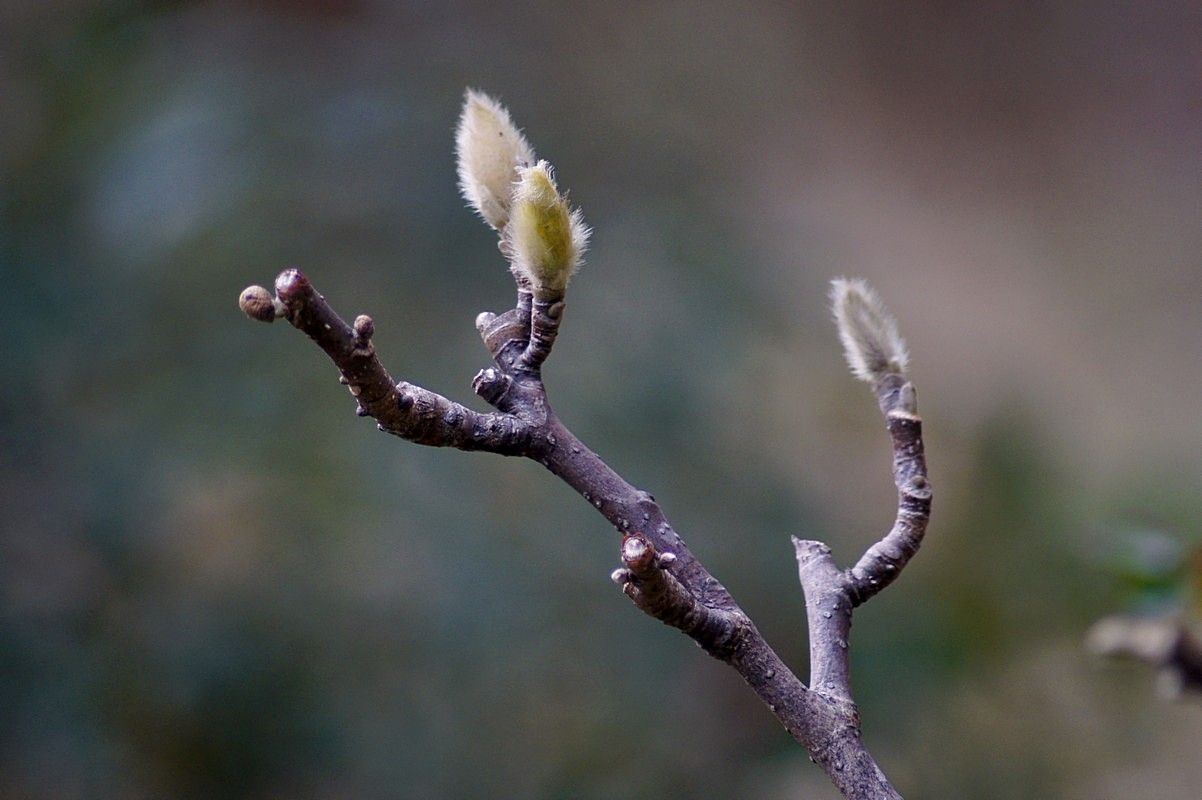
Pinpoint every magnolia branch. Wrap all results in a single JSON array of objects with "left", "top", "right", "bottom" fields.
[{"left": 236, "top": 91, "right": 932, "bottom": 800}]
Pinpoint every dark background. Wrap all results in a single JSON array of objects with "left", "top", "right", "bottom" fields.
[{"left": 3, "top": 1, "right": 1201, "bottom": 797}]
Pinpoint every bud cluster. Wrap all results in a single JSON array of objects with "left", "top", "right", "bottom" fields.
[{"left": 455, "top": 90, "right": 589, "bottom": 300}]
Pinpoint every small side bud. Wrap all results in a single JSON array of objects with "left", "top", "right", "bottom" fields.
[
  {"left": 239, "top": 285, "right": 279, "bottom": 322},
  {"left": 455, "top": 89, "right": 535, "bottom": 230},
  {"left": 353, "top": 314, "right": 375, "bottom": 341},
  {"left": 505, "top": 160, "right": 589, "bottom": 299},
  {"left": 474, "top": 311, "right": 497, "bottom": 335},
  {"left": 830, "top": 278, "right": 909, "bottom": 382}
]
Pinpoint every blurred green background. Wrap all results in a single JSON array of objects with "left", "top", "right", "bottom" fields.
[{"left": 3, "top": 1, "right": 1201, "bottom": 797}]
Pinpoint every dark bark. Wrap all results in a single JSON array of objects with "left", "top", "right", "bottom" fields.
[{"left": 239, "top": 267, "right": 931, "bottom": 800}]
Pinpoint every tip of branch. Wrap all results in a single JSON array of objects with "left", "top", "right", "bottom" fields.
[
  {"left": 621, "top": 533, "right": 655, "bottom": 572},
  {"left": 274, "top": 268, "right": 310, "bottom": 300},
  {"left": 830, "top": 278, "right": 909, "bottom": 383}
]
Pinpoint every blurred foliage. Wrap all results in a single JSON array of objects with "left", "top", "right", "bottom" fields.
[{"left": 2, "top": 1, "right": 1201, "bottom": 798}]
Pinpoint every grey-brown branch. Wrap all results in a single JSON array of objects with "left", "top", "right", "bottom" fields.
[{"left": 239, "top": 268, "right": 931, "bottom": 800}]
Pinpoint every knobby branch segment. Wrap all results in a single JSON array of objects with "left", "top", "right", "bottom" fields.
[{"left": 239, "top": 266, "right": 930, "bottom": 800}]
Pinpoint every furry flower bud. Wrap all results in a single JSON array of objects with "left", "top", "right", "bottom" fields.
[
  {"left": 455, "top": 89, "right": 535, "bottom": 230},
  {"left": 831, "top": 278, "right": 909, "bottom": 382},
  {"left": 505, "top": 160, "right": 589, "bottom": 298}
]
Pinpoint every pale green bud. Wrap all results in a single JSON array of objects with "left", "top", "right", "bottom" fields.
[
  {"left": 455, "top": 89, "right": 535, "bottom": 230},
  {"left": 830, "top": 278, "right": 909, "bottom": 382},
  {"left": 505, "top": 160, "right": 589, "bottom": 297}
]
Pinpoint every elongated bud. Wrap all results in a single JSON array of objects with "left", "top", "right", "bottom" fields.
[
  {"left": 455, "top": 89, "right": 535, "bottom": 230},
  {"left": 505, "top": 160, "right": 589, "bottom": 298},
  {"left": 830, "top": 278, "right": 909, "bottom": 382}
]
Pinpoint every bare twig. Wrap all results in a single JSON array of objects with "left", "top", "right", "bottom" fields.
[{"left": 846, "top": 373, "right": 932, "bottom": 606}]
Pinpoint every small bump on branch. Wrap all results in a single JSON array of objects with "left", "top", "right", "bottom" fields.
[{"left": 612, "top": 533, "right": 742, "bottom": 659}]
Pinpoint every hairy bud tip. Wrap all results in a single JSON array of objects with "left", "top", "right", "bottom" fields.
[{"left": 830, "top": 278, "right": 909, "bottom": 383}]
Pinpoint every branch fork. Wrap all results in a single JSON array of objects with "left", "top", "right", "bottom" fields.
[
  {"left": 236, "top": 93, "right": 933, "bottom": 800},
  {"left": 239, "top": 266, "right": 928, "bottom": 799}
]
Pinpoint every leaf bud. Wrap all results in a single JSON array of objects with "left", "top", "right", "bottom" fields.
[
  {"left": 830, "top": 278, "right": 909, "bottom": 382},
  {"left": 455, "top": 89, "right": 535, "bottom": 230},
  {"left": 504, "top": 160, "right": 589, "bottom": 299}
]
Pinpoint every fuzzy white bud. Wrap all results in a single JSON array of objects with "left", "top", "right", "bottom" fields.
[
  {"left": 455, "top": 89, "right": 535, "bottom": 230},
  {"left": 830, "top": 278, "right": 909, "bottom": 382},
  {"left": 504, "top": 160, "right": 589, "bottom": 298}
]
